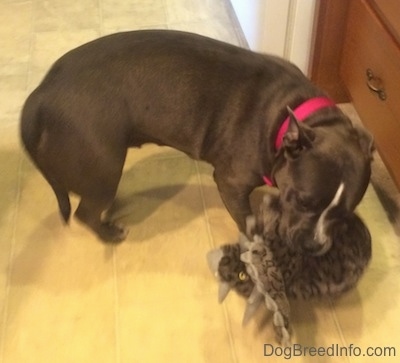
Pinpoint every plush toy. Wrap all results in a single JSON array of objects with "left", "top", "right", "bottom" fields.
[{"left": 207, "top": 193, "right": 371, "bottom": 346}]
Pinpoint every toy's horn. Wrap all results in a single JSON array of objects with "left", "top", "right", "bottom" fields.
[
  {"left": 242, "top": 287, "right": 263, "bottom": 326},
  {"left": 206, "top": 249, "right": 233, "bottom": 303},
  {"left": 246, "top": 215, "right": 256, "bottom": 237},
  {"left": 206, "top": 249, "right": 223, "bottom": 276},
  {"left": 218, "top": 282, "right": 231, "bottom": 303}
]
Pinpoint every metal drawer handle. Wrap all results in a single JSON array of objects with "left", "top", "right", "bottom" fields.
[{"left": 366, "top": 69, "right": 387, "bottom": 101}]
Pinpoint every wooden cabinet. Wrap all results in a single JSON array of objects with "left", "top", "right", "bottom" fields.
[
  {"left": 311, "top": 0, "right": 400, "bottom": 190},
  {"left": 340, "top": 0, "right": 400, "bottom": 189}
]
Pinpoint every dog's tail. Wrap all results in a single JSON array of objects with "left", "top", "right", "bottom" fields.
[{"left": 20, "top": 91, "right": 71, "bottom": 224}]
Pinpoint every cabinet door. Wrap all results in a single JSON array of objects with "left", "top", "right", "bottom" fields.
[
  {"left": 341, "top": 0, "right": 400, "bottom": 189},
  {"left": 368, "top": 0, "right": 400, "bottom": 44}
]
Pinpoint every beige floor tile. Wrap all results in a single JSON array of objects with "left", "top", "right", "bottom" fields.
[
  {"left": 112, "top": 149, "right": 215, "bottom": 299},
  {"left": 112, "top": 150, "right": 203, "bottom": 234},
  {"left": 0, "top": 123, "right": 20, "bottom": 239},
  {"left": 102, "top": 24, "right": 169, "bottom": 36},
  {"left": 102, "top": 0, "right": 167, "bottom": 32},
  {"left": 356, "top": 185, "right": 400, "bottom": 269},
  {"left": 0, "top": 41, "right": 28, "bottom": 119},
  {"left": 118, "top": 295, "right": 235, "bottom": 363},
  {"left": 222, "top": 294, "right": 349, "bottom": 363},
  {"left": 0, "top": 0, "right": 32, "bottom": 112},
  {"left": 115, "top": 216, "right": 234, "bottom": 362},
  {"left": 331, "top": 186, "right": 400, "bottom": 362},
  {"left": 114, "top": 151, "right": 209, "bottom": 246},
  {"left": 2, "top": 156, "right": 117, "bottom": 363},
  {"left": 112, "top": 149, "right": 234, "bottom": 362},
  {"left": 0, "top": 89, "right": 27, "bottom": 119},
  {"left": 0, "top": 1, "right": 33, "bottom": 37},
  {"left": 0, "top": 124, "right": 22, "bottom": 353},
  {"left": 0, "top": 72, "right": 27, "bottom": 93},
  {"left": 0, "top": 36, "right": 31, "bottom": 75},
  {"left": 332, "top": 267, "right": 400, "bottom": 363},
  {"left": 166, "top": 0, "right": 231, "bottom": 24},
  {"left": 0, "top": 0, "right": 33, "bottom": 53},
  {"left": 168, "top": 19, "right": 241, "bottom": 45},
  {"left": 0, "top": 75, "right": 27, "bottom": 118},
  {"left": 123, "top": 145, "right": 185, "bottom": 169},
  {"left": 35, "top": 0, "right": 100, "bottom": 32},
  {"left": 29, "top": 30, "right": 100, "bottom": 90},
  {"left": 30, "top": 29, "right": 100, "bottom": 66},
  {"left": 4, "top": 276, "right": 117, "bottom": 363}
]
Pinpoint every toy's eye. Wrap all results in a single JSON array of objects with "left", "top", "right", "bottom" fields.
[{"left": 238, "top": 271, "right": 248, "bottom": 281}]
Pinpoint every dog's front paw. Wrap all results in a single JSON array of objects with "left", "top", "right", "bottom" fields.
[{"left": 98, "top": 222, "right": 128, "bottom": 243}]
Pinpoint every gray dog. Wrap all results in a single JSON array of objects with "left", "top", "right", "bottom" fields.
[{"left": 20, "top": 30, "right": 373, "bottom": 246}]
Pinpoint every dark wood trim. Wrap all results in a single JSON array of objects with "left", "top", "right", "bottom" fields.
[{"left": 310, "top": 0, "right": 350, "bottom": 102}]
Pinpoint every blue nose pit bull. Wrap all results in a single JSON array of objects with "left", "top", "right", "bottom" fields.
[{"left": 20, "top": 30, "right": 373, "bottom": 247}]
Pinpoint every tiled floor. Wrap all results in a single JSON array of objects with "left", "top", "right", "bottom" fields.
[{"left": 1, "top": 1, "right": 399, "bottom": 362}]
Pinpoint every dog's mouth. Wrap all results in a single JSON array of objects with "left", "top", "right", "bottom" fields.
[{"left": 266, "top": 184, "right": 347, "bottom": 256}]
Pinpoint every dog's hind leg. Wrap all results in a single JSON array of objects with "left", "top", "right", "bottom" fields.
[{"left": 73, "top": 149, "right": 128, "bottom": 242}]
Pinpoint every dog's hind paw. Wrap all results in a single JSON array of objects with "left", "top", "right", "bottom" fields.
[{"left": 98, "top": 222, "right": 128, "bottom": 243}]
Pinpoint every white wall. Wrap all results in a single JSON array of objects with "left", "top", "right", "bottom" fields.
[{"left": 230, "top": 0, "right": 316, "bottom": 75}]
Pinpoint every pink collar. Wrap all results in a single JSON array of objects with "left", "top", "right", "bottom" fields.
[{"left": 263, "top": 97, "right": 336, "bottom": 186}]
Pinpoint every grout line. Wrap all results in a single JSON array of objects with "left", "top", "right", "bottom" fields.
[
  {"left": 161, "top": 0, "right": 169, "bottom": 27},
  {"left": 221, "top": 302, "right": 240, "bottom": 363},
  {"left": 98, "top": 0, "right": 104, "bottom": 36},
  {"left": 223, "top": 0, "right": 249, "bottom": 49},
  {"left": 25, "top": 0, "right": 36, "bottom": 96},
  {"left": 283, "top": 0, "right": 297, "bottom": 60},
  {"left": 0, "top": 1, "right": 36, "bottom": 360},
  {"left": 194, "top": 161, "right": 239, "bottom": 363},
  {"left": 112, "top": 245, "right": 121, "bottom": 363},
  {"left": 0, "top": 149, "right": 24, "bottom": 363},
  {"left": 327, "top": 297, "right": 353, "bottom": 363}
]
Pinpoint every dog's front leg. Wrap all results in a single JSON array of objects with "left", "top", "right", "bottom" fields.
[{"left": 213, "top": 171, "right": 254, "bottom": 233}]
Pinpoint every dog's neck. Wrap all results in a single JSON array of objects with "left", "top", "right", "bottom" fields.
[{"left": 263, "top": 97, "right": 336, "bottom": 186}]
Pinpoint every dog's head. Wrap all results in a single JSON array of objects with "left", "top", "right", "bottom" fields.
[{"left": 271, "top": 109, "right": 373, "bottom": 255}]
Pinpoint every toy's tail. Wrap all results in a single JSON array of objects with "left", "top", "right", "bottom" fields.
[{"left": 20, "top": 91, "right": 71, "bottom": 223}]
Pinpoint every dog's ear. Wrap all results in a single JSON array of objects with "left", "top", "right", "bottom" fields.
[{"left": 283, "top": 106, "right": 315, "bottom": 157}]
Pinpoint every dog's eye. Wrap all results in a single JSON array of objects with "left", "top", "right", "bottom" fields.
[{"left": 238, "top": 271, "right": 249, "bottom": 281}]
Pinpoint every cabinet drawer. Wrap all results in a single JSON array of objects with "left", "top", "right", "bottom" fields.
[
  {"left": 368, "top": 0, "right": 400, "bottom": 44},
  {"left": 341, "top": 0, "right": 400, "bottom": 189}
]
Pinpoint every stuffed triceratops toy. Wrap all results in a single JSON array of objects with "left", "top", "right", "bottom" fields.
[{"left": 207, "top": 193, "right": 371, "bottom": 346}]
